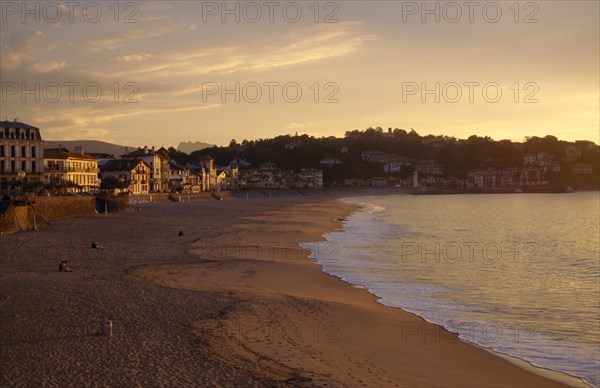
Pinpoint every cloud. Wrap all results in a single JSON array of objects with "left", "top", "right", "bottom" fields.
[
  {"left": 98, "top": 22, "right": 373, "bottom": 80},
  {"left": 29, "top": 60, "right": 67, "bottom": 73},
  {"left": 0, "top": 30, "right": 45, "bottom": 70},
  {"left": 184, "top": 21, "right": 198, "bottom": 31},
  {"left": 85, "top": 27, "right": 172, "bottom": 52},
  {"left": 243, "top": 23, "right": 374, "bottom": 72},
  {"left": 117, "top": 53, "right": 154, "bottom": 62},
  {"left": 30, "top": 102, "right": 221, "bottom": 133}
]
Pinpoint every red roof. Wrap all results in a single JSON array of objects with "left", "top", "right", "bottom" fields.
[{"left": 44, "top": 149, "right": 97, "bottom": 161}]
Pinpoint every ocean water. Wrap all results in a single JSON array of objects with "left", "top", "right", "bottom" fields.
[{"left": 301, "top": 192, "right": 600, "bottom": 387}]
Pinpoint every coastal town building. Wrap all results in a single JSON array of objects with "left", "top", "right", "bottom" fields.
[
  {"left": 343, "top": 178, "right": 363, "bottom": 187},
  {"left": 198, "top": 155, "right": 217, "bottom": 190},
  {"left": 415, "top": 160, "right": 443, "bottom": 175},
  {"left": 43, "top": 148, "right": 100, "bottom": 192},
  {"left": 368, "top": 177, "right": 388, "bottom": 187},
  {"left": 185, "top": 164, "right": 209, "bottom": 192},
  {"left": 0, "top": 120, "right": 44, "bottom": 188},
  {"left": 168, "top": 162, "right": 202, "bottom": 193},
  {"left": 169, "top": 162, "right": 188, "bottom": 192},
  {"left": 521, "top": 166, "right": 546, "bottom": 186},
  {"left": 259, "top": 162, "right": 279, "bottom": 171},
  {"left": 524, "top": 152, "right": 560, "bottom": 173},
  {"left": 239, "top": 170, "right": 276, "bottom": 189},
  {"left": 294, "top": 169, "right": 323, "bottom": 189},
  {"left": 384, "top": 157, "right": 414, "bottom": 173},
  {"left": 468, "top": 168, "right": 520, "bottom": 188},
  {"left": 215, "top": 167, "right": 239, "bottom": 191},
  {"left": 238, "top": 169, "right": 290, "bottom": 189},
  {"left": 228, "top": 157, "right": 251, "bottom": 169},
  {"left": 320, "top": 158, "right": 343, "bottom": 166},
  {"left": 361, "top": 150, "right": 388, "bottom": 163},
  {"left": 155, "top": 147, "right": 172, "bottom": 186},
  {"left": 100, "top": 159, "right": 151, "bottom": 194},
  {"left": 216, "top": 169, "right": 229, "bottom": 191},
  {"left": 121, "top": 146, "right": 169, "bottom": 192}
]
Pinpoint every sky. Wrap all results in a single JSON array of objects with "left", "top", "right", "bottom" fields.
[{"left": 1, "top": 0, "right": 598, "bottom": 148}]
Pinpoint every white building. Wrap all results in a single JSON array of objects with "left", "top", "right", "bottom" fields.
[
  {"left": 0, "top": 120, "right": 44, "bottom": 189},
  {"left": 384, "top": 157, "right": 413, "bottom": 173},
  {"left": 361, "top": 150, "right": 388, "bottom": 163}
]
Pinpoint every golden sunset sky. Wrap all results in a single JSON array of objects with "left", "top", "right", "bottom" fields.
[{"left": 1, "top": 1, "right": 598, "bottom": 147}]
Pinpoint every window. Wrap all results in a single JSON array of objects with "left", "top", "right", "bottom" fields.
[
  {"left": 32, "top": 161, "right": 36, "bottom": 172},
  {"left": 31, "top": 146, "right": 36, "bottom": 157},
  {"left": 21, "top": 161, "right": 26, "bottom": 171},
  {"left": 11, "top": 146, "right": 15, "bottom": 157},
  {"left": 0, "top": 146, "right": 4, "bottom": 157},
  {"left": 0, "top": 161, "right": 4, "bottom": 173},
  {"left": 11, "top": 161, "right": 15, "bottom": 172},
  {"left": 21, "top": 146, "right": 26, "bottom": 157}
]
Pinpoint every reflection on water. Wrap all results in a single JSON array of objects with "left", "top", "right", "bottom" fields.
[{"left": 309, "top": 192, "right": 600, "bottom": 387}]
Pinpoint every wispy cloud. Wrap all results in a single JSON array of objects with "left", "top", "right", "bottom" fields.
[
  {"left": 28, "top": 102, "right": 220, "bottom": 142},
  {"left": 85, "top": 27, "right": 173, "bottom": 52},
  {"left": 99, "top": 22, "right": 374, "bottom": 79},
  {"left": 117, "top": 53, "right": 154, "bottom": 62},
  {"left": 29, "top": 60, "right": 67, "bottom": 73}
]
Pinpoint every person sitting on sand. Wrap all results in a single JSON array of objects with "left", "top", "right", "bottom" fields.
[
  {"left": 58, "top": 261, "right": 73, "bottom": 272},
  {"left": 91, "top": 242, "right": 104, "bottom": 249}
]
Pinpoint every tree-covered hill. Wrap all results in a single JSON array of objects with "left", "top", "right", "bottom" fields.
[{"left": 166, "top": 128, "right": 599, "bottom": 187}]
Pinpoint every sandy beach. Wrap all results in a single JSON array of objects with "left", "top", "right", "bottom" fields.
[{"left": 0, "top": 194, "right": 576, "bottom": 386}]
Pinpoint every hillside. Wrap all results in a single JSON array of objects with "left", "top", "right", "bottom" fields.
[{"left": 43, "top": 140, "right": 137, "bottom": 156}]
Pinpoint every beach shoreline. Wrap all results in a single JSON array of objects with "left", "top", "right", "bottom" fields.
[
  {"left": 320, "top": 195, "right": 593, "bottom": 388},
  {"left": 0, "top": 195, "right": 583, "bottom": 386}
]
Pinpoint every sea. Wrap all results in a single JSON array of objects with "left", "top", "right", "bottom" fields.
[{"left": 301, "top": 192, "right": 600, "bottom": 387}]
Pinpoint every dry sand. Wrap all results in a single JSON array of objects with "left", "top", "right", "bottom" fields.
[{"left": 0, "top": 194, "right": 577, "bottom": 386}]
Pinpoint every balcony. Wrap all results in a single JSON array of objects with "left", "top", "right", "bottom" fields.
[{"left": 44, "top": 166, "right": 99, "bottom": 173}]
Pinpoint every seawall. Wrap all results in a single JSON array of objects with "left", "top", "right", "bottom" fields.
[{"left": 0, "top": 196, "right": 128, "bottom": 234}]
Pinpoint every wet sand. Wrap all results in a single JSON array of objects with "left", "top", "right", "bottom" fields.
[{"left": 0, "top": 195, "right": 576, "bottom": 386}]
